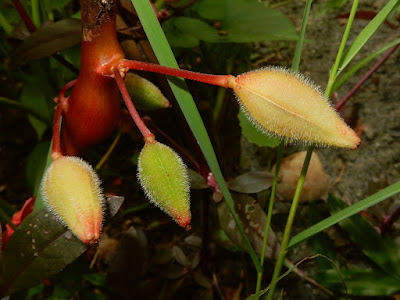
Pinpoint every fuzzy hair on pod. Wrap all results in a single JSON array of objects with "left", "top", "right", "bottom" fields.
[
  {"left": 41, "top": 156, "right": 104, "bottom": 244},
  {"left": 232, "top": 67, "right": 361, "bottom": 149},
  {"left": 137, "top": 141, "right": 191, "bottom": 229}
]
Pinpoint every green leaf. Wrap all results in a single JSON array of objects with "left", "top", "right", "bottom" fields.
[
  {"left": 238, "top": 110, "right": 280, "bottom": 148},
  {"left": 332, "top": 38, "right": 400, "bottom": 92},
  {"left": 0, "top": 196, "right": 123, "bottom": 296},
  {"left": 337, "top": 0, "right": 399, "bottom": 75},
  {"left": 288, "top": 181, "right": 400, "bottom": 249},
  {"left": 20, "top": 72, "right": 53, "bottom": 139},
  {"left": 317, "top": 268, "right": 400, "bottom": 296},
  {"left": 223, "top": 0, "right": 298, "bottom": 43},
  {"left": 162, "top": 19, "right": 199, "bottom": 48},
  {"left": 169, "top": 17, "right": 220, "bottom": 43},
  {"left": 14, "top": 19, "right": 81, "bottom": 62},
  {"left": 26, "top": 141, "right": 50, "bottom": 195},
  {"left": 327, "top": 194, "right": 400, "bottom": 278},
  {"left": 195, "top": 0, "right": 225, "bottom": 20},
  {"left": 131, "top": 0, "right": 262, "bottom": 272}
]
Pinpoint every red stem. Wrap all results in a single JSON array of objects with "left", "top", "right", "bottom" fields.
[
  {"left": 51, "top": 104, "right": 63, "bottom": 160},
  {"left": 58, "top": 79, "right": 78, "bottom": 103},
  {"left": 113, "top": 67, "right": 155, "bottom": 142},
  {"left": 117, "top": 59, "right": 235, "bottom": 88},
  {"left": 12, "top": 0, "right": 36, "bottom": 33},
  {"left": 335, "top": 44, "right": 399, "bottom": 111}
]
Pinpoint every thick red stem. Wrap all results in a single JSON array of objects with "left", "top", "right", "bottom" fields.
[
  {"left": 117, "top": 59, "right": 235, "bottom": 88},
  {"left": 113, "top": 68, "right": 155, "bottom": 142},
  {"left": 51, "top": 104, "right": 63, "bottom": 160}
]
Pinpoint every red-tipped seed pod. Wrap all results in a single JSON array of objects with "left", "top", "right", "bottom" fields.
[
  {"left": 41, "top": 156, "right": 104, "bottom": 244},
  {"left": 231, "top": 68, "right": 361, "bottom": 149}
]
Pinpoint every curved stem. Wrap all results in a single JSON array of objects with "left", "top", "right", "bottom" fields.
[
  {"left": 118, "top": 59, "right": 235, "bottom": 88},
  {"left": 95, "top": 132, "right": 121, "bottom": 169},
  {"left": 51, "top": 104, "right": 63, "bottom": 160},
  {"left": 267, "top": 147, "right": 314, "bottom": 299},
  {"left": 113, "top": 67, "right": 155, "bottom": 142}
]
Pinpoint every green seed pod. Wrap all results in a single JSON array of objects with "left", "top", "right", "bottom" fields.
[
  {"left": 231, "top": 68, "right": 360, "bottom": 149},
  {"left": 124, "top": 73, "right": 171, "bottom": 111},
  {"left": 137, "top": 141, "right": 191, "bottom": 229},
  {"left": 41, "top": 156, "right": 104, "bottom": 244}
]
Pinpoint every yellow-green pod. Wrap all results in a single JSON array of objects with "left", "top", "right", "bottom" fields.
[
  {"left": 230, "top": 68, "right": 360, "bottom": 149},
  {"left": 137, "top": 141, "right": 191, "bottom": 229},
  {"left": 124, "top": 73, "right": 171, "bottom": 111},
  {"left": 41, "top": 156, "right": 104, "bottom": 244}
]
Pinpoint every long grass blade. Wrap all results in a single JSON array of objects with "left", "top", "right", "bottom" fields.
[
  {"left": 130, "top": 0, "right": 262, "bottom": 272},
  {"left": 288, "top": 181, "right": 400, "bottom": 249},
  {"left": 337, "top": 0, "right": 399, "bottom": 76}
]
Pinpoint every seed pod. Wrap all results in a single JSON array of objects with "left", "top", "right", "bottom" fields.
[
  {"left": 137, "top": 141, "right": 191, "bottom": 229},
  {"left": 124, "top": 73, "right": 171, "bottom": 111},
  {"left": 41, "top": 156, "right": 104, "bottom": 244},
  {"left": 231, "top": 68, "right": 360, "bottom": 149}
]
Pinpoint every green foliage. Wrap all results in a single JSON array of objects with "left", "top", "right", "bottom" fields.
[
  {"left": 238, "top": 110, "right": 280, "bottom": 148},
  {"left": 163, "top": 0, "right": 297, "bottom": 47}
]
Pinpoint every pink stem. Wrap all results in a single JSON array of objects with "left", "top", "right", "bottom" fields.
[
  {"left": 117, "top": 59, "right": 235, "bottom": 88},
  {"left": 113, "top": 67, "right": 155, "bottom": 142},
  {"left": 335, "top": 44, "right": 399, "bottom": 111},
  {"left": 51, "top": 104, "right": 63, "bottom": 160}
]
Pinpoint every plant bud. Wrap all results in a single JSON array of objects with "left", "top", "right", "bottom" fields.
[
  {"left": 41, "top": 156, "right": 104, "bottom": 244},
  {"left": 231, "top": 68, "right": 361, "bottom": 149},
  {"left": 137, "top": 141, "right": 191, "bottom": 229},
  {"left": 124, "top": 73, "right": 171, "bottom": 111}
]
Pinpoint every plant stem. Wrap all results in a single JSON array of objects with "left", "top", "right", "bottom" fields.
[
  {"left": 335, "top": 44, "right": 399, "bottom": 111},
  {"left": 12, "top": 0, "right": 36, "bottom": 33},
  {"left": 31, "top": 0, "right": 40, "bottom": 28},
  {"left": 326, "top": 0, "right": 360, "bottom": 95},
  {"left": 256, "top": 142, "right": 284, "bottom": 294},
  {"left": 291, "top": 0, "right": 313, "bottom": 72},
  {"left": 51, "top": 104, "right": 63, "bottom": 160},
  {"left": 95, "top": 132, "right": 121, "bottom": 169},
  {"left": 118, "top": 59, "right": 235, "bottom": 88},
  {"left": 267, "top": 147, "right": 314, "bottom": 299},
  {"left": 113, "top": 67, "right": 155, "bottom": 142}
]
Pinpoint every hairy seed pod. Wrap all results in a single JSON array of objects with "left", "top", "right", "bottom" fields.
[
  {"left": 231, "top": 68, "right": 361, "bottom": 149},
  {"left": 41, "top": 156, "right": 104, "bottom": 244},
  {"left": 137, "top": 141, "right": 191, "bottom": 229},
  {"left": 124, "top": 73, "right": 171, "bottom": 111}
]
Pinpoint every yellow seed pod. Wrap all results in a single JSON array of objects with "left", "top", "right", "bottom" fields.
[
  {"left": 41, "top": 156, "right": 104, "bottom": 244},
  {"left": 230, "top": 68, "right": 361, "bottom": 149},
  {"left": 137, "top": 141, "right": 191, "bottom": 229},
  {"left": 124, "top": 73, "right": 171, "bottom": 111}
]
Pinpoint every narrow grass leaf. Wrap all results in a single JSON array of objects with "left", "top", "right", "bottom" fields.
[
  {"left": 288, "top": 181, "right": 400, "bottom": 249},
  {"left": 130, "top": 0, "right": 262, "bottom": 272},
  {"left": 327, "top": 194, "right": 400, "bottom": 278},
  {"left": 337, "top": 0, "right": 399, "bottom": 75},
  {"left": 333, "top": 38, "right": 400, "bottom": 92}
]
